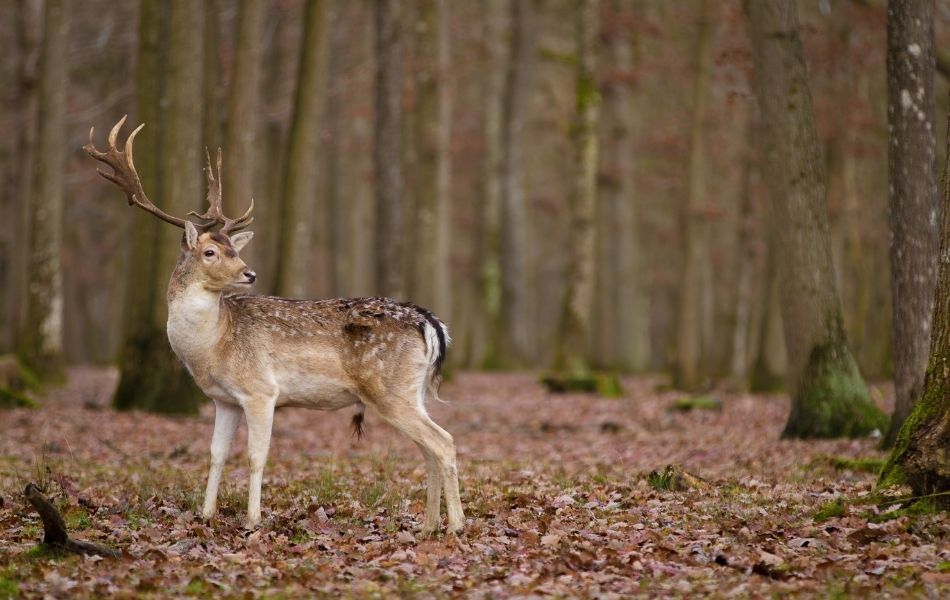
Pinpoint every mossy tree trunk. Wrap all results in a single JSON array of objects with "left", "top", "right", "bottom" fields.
[
  {"left": 113, "top": 0, "right": 205, "bottom": 414},
  {"left": 745, "top": 0, "right": 887, "bottom": 438},
  {"left": 18, "top": 0, "right": 66, "bottom": 380},
  {"left": 879, "top": 97, "right": 950, "bottom": 499},
  {"left": 552, "top": 0, "right": 600, "bottom": 377},
  {"left": 673, "top": 0, "right": 712, "bottom": 391},
  {"left": 409, "top": 0, "right": 451, "bottom": 318},
  {"left": 374, "top": 0, "right": 405, "bottom": 299},
  {"left": 883, "top": 0, "right": 939, "bottom": 448},
  {"left": 275, "top": 0, "right": 327, "bottom": 299},
  {"left": 222, "top": 0, "right": 266, "bottom": 280},
  {"left": 595, "top": 0, "right": 648, "bottom": 373},
  {"left": 496, "top": 0, "right": 537, "bottom": 367}
]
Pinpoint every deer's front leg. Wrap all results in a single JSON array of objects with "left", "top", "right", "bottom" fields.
[
  {"left": 202, "top": 401, "right": 242, "bottom": 521},
  {"left": 243, "top": 399, "right": 275, "bottom": 529}
]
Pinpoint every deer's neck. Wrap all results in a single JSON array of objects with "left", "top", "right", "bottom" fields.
[{"left": 166, "top": 284, "right": 228, "bottom": 365}]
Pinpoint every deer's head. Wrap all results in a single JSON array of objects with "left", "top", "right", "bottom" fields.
[{"left": 84, "top": 116, "right": 257, "bottom": 292}]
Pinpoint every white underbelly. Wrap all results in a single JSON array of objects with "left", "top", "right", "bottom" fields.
[{"left": 275, "top": 372, "right": 360, "bottom": 410}]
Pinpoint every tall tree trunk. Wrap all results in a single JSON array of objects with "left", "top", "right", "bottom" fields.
[
  {"left": 475, "top": 0, "right": 508, "bottom": 368},
  {"left": 497, "top": 0, "right": 536, "bottom": 366},
  {"left": 18, "top": 0, "right": 66, "bottom": 379},
  {"left": 883, "top": 0, "right": 939, "bottom": 448},
  {"left": 275, "top": 0, "right": 327, "bottom": 298},
  {"left": 3, "top": 0, "right": 41, "bottom": 353},
  {"left": 410, "top": 0, "right": 451, "bottom": 317},
  {"left": 114, "top": 0, "right": 205, "bottom": 413},
  {"left": 374, "top": 0, "right": 405, "bottom": 299},
  {"left": 203, "top": 0, "right": 221, "bottom": 153},
  {"left": 673, "top": 0, "right": 712, "bottom": 390},
  {"left": 749, "top": 237, "right": 787, "bottom": 391},
  {"left": 596, "top": 0, "right": 648, "bottom": 372},
  {"left": 223, "top": 0, "right": 266, "bottom": 277},
  {"left": 553, "top": 0, "right": 600, "bottom": 375},
  {"left": 729, "top": 114, "right": 759, "bottom": 383},
  {"left": 325, "top": 0, "right": 348, "bottom": 297},
  {"left": 879, "top": 96, "right": 950, "bottom": 499},
  {"left": 746, "top": 0, "right": 887, "bottom": 438}
]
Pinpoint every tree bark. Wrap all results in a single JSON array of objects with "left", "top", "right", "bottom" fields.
[
  {"left": 18, "top": 0, "right": 66, "bottom": 379},
  {"left": 553, "top": 0, "right": 600, "bottom": 375},
  {"left": 222, "top": 0, "right": 266, "bottom": 275},
  {"left": 325, "top": 0, "right": 348, "bottom": 296},
  {"left": 879, "top": 96, "right": 950, "bottom": 500},
  {"left": 883, "top": 0, "right": 939, "bottom": 448},
  {"left": 374, "top": 0, "right": 405, "bottom": 299},
  {"left": 673, "top": 0, "right": 713, "bottom": 390},
  {"left": 275, "top": 0, "right": 328, "bottom": 299},
  {"left": 497, "top": 0, "right": 536, "bottom": 366},
  {"left": 114, "top": 0, "right": 205, "bottom": 413},
  {"left": 746, "top": 0, "right": 887, "bottom": 438},
  {"left": 409, "top": 0, "right": 451, "bottom": 317},
  {"left": 596, "top": 0, "right": 647, "bottom": 372}
]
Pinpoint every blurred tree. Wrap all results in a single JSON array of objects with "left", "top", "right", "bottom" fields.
[
  {"left": 746, "top": 0, "right": 887, "bottom": 437},
  {"left": 552, "top": 0, "right": 600, "bottom": 377},
  {"left": 673, "top": 0, "right": 713, "bottom": 390},
  {"left": 748, "top": 219, "right": 787, "bottom": 392},
  {"left": 203, "top": 0, "right": 221, "bottom": 153},
  {"left": 223, "top": 0, "right": 266, "bottom": 279},
  {"left": 2, "top": 0, "right": 41, "bottom": 353},
  {"left": 374, "top": 0, "right": 405, "bottom": 298},
  {"left": 497, "top": 0, "right": 536, "bottom": 366},
  {"left": 595, "top": 0, "right": 649, "bottom": 373},
  {"left": 325, "top": 0, "right": 348, "bottom": 296},
  {"left": 275, "top": 0, "right": 327, "bottom": 298},
  {"left": 879, "top": 101, "right": 950, "bottom": 499},
  {"left": 409, "top": 0, "right": 451, "bottom": 318},
  {"left": 113, "top": 0, "right": 205, "bottom": 413},
  {"left": 883, "top": 0, "right": 939, "bottom": 448},
  {"left": 17, "top": 0, "right": 66, "bottom": 379},
  {"left": 475, "top": 0, "right": 508, "bottom": 369}
]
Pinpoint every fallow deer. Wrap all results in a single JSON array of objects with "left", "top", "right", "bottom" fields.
[{"left": 84, "top": 117, "right": 464, "bottom": 535}]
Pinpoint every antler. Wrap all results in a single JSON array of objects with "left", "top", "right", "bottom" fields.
[
  {"left": 83, "top": 116, "right": 203, "bottom": 230},
  {"left": 84, "top": 116, "right": 254, "bottom": 236},
  {"left": 189, "top": 149, "right": 255, "bottom": 236}
]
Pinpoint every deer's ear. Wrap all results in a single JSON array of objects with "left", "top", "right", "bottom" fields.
[
  {"left": 230, "top": 231, "right": 254, "bottom": 252},
  {"left": 185, "top": 221, "right": 199, "bottom": 250}
]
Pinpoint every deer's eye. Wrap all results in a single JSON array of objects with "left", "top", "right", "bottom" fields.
[{"left": 204, "top": 249, "right": 216, "bottom": 257}]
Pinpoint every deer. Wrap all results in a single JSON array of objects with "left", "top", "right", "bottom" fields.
[{"left": 84, "top": 117, "right": 465, "bottom": 536}]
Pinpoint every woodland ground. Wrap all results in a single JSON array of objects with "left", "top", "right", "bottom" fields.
[{"left": 0, "top": 369, "right": 948, "bottom": 598}]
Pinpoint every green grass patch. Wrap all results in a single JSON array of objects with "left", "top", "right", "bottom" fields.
[
  {"left": 810, "top": 455, "right": 885, "bottom": 475},
  {"left": 671, "top": 395, "right": 722, "bottom": 412},
  {"left": 814, "top": 498, "right": 846, "bottom": 521},
  {"left": 0, "top": 573, "right": 20, "bottom": 599},
  {"left": 937, "top": 562, "right": 950, "bottom": 573},
  {"left": 540, "top": 372, "right": 624, "bottom": 397}
]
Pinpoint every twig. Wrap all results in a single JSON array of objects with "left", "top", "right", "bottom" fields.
[{"left": 23, "top": 483, "right": 121, "bottom": 558}]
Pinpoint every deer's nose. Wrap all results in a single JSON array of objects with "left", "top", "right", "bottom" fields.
[{"left": 243, "top": 270, "right": 256, "bottom": 283}]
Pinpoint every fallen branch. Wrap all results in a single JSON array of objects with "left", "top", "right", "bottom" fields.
[{"left": 23, "top": 483, "right": 121, "bottom": 558}]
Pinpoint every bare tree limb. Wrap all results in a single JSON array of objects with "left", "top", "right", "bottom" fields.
[{"left": 24, "top": 483, "right": 121, "bottom": 558}]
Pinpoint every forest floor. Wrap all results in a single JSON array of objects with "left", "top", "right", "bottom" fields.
[{"left": 0, "top": 368, "right": 948, "bottom": 598}]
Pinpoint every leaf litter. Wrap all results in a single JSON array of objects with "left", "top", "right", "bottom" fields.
[{"left": 0, "top": 367, "right": 947, "bottom": 597}]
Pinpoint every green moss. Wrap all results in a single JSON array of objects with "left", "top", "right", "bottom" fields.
[
  {"left": 540, "top": 371, "right": 624, "bottom": 397},
  {"left": 814, "top": 498, "right": 846, "bottom": 521},
  {"left": 811, "top": 455, "right": 885, "bottom": 475},
  {"left": 647, "top": 464, "right": 707, "bottom": 492},
  {"left": 782, "top": 341, "right": 888, "bottom": 439},
  {"left": 0, "top": 387, "right": 36, "bottom": 409},
  {"left": 672, "top": 395, "right": 722, "bottom": 412},
  {"left": 879, "top": 373, "right": 948, "bottom": 490},
  {"left": 0, "top": 573, "right": 19, "bottom": 599},
  {"left": 936, "top": 562, "right": 950, "bottom": 573},
  {"left": 869, "top": 498, "right": 941, "bottom": 523}
]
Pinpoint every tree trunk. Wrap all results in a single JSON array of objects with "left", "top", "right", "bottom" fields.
[
  {"left": 745, "top": 0, "right": 887, "bottom": 438},
  {"left": 17, "top": 0, "right": 66, "bottom": 379},
  {"left": 729, "top": 114, "right": 759, "bottom": 383},
  {"left": 553, "top": 0, "right": 600, "bottom": 376},
  {"left": 223, "top": 0, "right": 266, "bottom": 277},
  {"left": 883, "top": 0, "right": 939, "bottom": 448},
  {"left": 596, "top": 0, "right": 647, "bottom": 372},
  {"left": 203, "top": 0, "right": 221, "bottom": 153},
  {"left": 497, "top": 0, "right": 536, "bottom": 366},
  {"left": 114, "top": 0, "right": 205, "bottom": 413},
  {"left": 275, "top": 0, "right": 327, "bottom": 299},
  {"left": 879, "top": 96, "right": 950, "bottom": 499},
  {"left": 325, "top": 0, "right": 347, "bottom": 297},
  {"left": 673, "top": 0, "right": 712, "bottom": 390},
  {"left": 409, "top": 0, "right": 451, "bottom": 317},
  {"left": 749, "top": 237, "right": 787, "bottom": 391},
  {"left": 374, "top": 0, "right": 405, "bottom": 299},
  {"left": 3, "top": 0, "right": 41, "bottom": 353}
]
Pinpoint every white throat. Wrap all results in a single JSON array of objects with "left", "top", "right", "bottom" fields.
[{"left": 167, "top": 284, "right": 225, "bottom": 364}]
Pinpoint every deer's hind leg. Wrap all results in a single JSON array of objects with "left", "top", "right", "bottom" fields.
[{"left": 370, "top": 390, "right": 464, "bottom": 536}]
